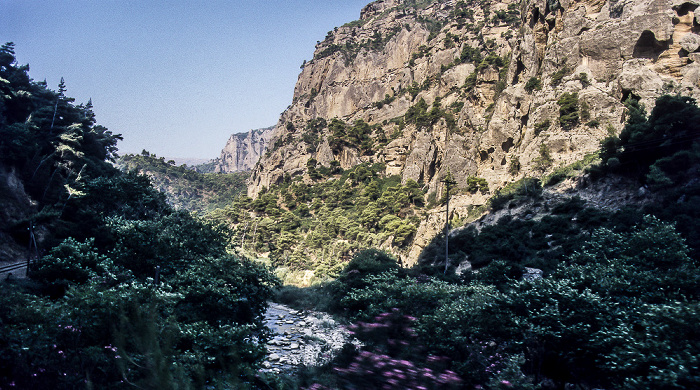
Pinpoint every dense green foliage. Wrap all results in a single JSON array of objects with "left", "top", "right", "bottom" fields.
[
  {"left": 600, "top": 95, "right": 700, "bottom": 176},
  {"left": 596, "top": 94, "right": 700, "bottom": 256},
  {"left": 0, "top": 42, "right": 121, "bottom": 217},
  {"left": 524, "top": 77, "right": 541, "bottom": 92},
  {"left": 207, "top": 163, "right": 426, "bottom": 281},
  {"left": 312, "top": 26, "right": 403, "bottom": 64},
  {"left": 118, "top": 151, "right": 248, "bottom": 212},
  {"left": 556, "top": 92, "right": 579, "bottom": 130},
  {"left": 292, "top": 213, "right": 699, "bottom": 390},
  {"left": 0, "top": 44, "right": 279, "bottom": 389}
]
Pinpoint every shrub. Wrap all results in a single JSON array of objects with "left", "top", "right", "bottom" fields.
[
  {"left": 550, "top": 66, "right": 570, "bottom": 86},
  {"left": 508, "top": 156, "right": 521, "bottom": 175},
  {"left": 557, "top": 92, "right": 579, "bottom": 130},
  {"left": 524, "top": 77, "right": 542, "bottom": 92},
  {"left": 533, "top": 144, "right": 554, "bottom": 171},
  {"left": 466, "top": 176, "right": 489, "bottom": 194},
  {"left": 534, "top": 120, "right": 550, "bottom": 136}
]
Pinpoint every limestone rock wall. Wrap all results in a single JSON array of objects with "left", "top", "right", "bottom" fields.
[
  {"left": 248, "top": 0, "right": 700, "bottom": 264},
  {"left": 213, "top": 126, "right": 274, "bottom": 173}
]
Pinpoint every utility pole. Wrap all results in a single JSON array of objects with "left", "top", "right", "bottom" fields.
[
  {"left": 27, "top": 220, "right": 38, "bottom": 271},
  {"left": 441, "top": 176, "right": 457, "bottom": 274}
]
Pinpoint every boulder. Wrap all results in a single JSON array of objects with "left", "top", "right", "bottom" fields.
[{"left": 681, "top": 33, "right": 700, "bottom": 53}]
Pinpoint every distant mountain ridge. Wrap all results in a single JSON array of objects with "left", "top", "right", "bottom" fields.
[{"left": 209, "top": 126, "right": 275, "bottom": 173}]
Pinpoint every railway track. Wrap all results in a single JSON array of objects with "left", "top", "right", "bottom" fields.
[{"left": 0, "top": 261, "right": 30, "bottom": 278}]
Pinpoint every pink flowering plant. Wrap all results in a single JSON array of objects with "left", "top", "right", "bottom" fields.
[{"left": 306, "top": 308, "right": 461, "bottom": 389}]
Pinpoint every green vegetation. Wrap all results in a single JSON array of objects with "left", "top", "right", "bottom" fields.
[
  {"left": 449, "top": 100, "right": 464, "bottom": 113},
  {"left": 372, "top": 93, "right": 396, "bottom": 109},
  {"left": 463, "top": 71, "right": 478, "bottom": 92},
  {"left": 533, "top": 143, "right": 554, "bottom": 171},
  {"left": 452, "top": 1, "right": 476, "bottom": 28},
  {"left": 491, "top": 3, "right": 521, "bottom": 26},
  {"left": 524, "top": 76, "right": 541, "bottom": 92},
  {"left": 507, "top": 156, "right": 521, "bottom": 175},
  {"left": 586, "top": 118, "right": 600, "bottom": 128},
  {"left": 328, "top": 118, "right": 378, "bottom": 156},
  {"left": 465, "top": 176, "right": 489, "bottom": 194},
  {"left": 580, "top": 99, "right": 591, "bottom": 122},
  {"left": 0, "top": 43, "right": 278, "bottom": 388},
  {"left": 577, "top": 72, "right": 590, "bottom": 87},
  {"left": 287, "top": 195, "right": 700, "bottom": 389},
  {"left": 313, "top": 26, "right": 403, "bottom": 64},
  {"left": 284, "top": 169, "right": 700, "bottom": 388},
  {"left": 458, "top": 44, "right": 482, "bottom": 64},
  {"left": 5, "top": 8, "right": 700, "bottom": 386},
  {"left": 557, "top": 92, "right": 579, "bottom": 130},
  {"left": 404, "top": 97, "right": 446, "bottom": 129},
  {"left": 118, "top": 151, "right": 248, "bottom": 212},
  {"left": 595, "top": 94, "right": 700, "bottom": 256},
  {"left": 550, "top": 65, "right": 571, "bottom": 86},
  {"left": 600, "top": 95, "right": 700, "bottom": 177},
  {"left": 408, "top": 45, "right": 431, "bottom": 67},
  {"left": 488, "top": 177, "right": 542, "bottom": 211},
  {"left": 543, "top": 152, "right": 598, "bottom": 186},
  {"left": 533, "top": 119, "right": 550, "bottom": 135},
  {"left": 207, "top": 164, "right": 426, "bottom": 279}
]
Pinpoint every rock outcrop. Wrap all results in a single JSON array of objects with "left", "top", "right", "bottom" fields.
[
  {"left": 247, "top": 0, "right": 700, "bottom": 265},
  {"left": 212, "top": 126, "right": 274, "bottom": 173}
]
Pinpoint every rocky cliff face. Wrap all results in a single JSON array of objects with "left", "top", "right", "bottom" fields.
[
  {"left": 212, "top": 126, "right": 274, "bottom": 173},
  {"left": 249, "top": 0, "right": 700, "bottom": 264}
]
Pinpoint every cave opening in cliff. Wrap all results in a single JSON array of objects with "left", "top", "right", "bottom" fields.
[
  {"left": 620, "top": 89, "right": 641, "bottom": 104},
  {"left": 502, "top": 137, "right": 515, "bottom": 153},
  {"left": 673, "top": 2, "right": 698, "bottom": 17},
  {"left": 632, "top": 30, "right": 669, "bottom": 60}
]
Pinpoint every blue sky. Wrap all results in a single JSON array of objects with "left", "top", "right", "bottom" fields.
[{"left": 1, "top": 0, "right": 370, "bottom": 159}]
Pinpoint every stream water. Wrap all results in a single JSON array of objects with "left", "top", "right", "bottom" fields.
[{"left": 261, "top": 302, "right": 354, "bottom": 374}]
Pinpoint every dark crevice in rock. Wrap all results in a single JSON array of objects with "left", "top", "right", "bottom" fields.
[
  {"left": 513, "top": 59, "right": 526, "bottom": 84},
  {"left": 673, "top": 2, "right": 699, "bottom": 16},
  {"left": 620, "top": 89, "right": 641, "bottom": 104},
  {"left": 632, "top": 30, "right": 670, "bottom": 60},
  {"left": 521, "top": 113, "right": 529, "bottom": 128},
  {"left": 479, "top": 150, "right": 490, "bottom": 162},
  {"left": 502, "top": 137, "right": 515, "bottom": 153},
  {"left": 530, "top": 7, "right": 541, "bottom": 28},
  {"left": 427, "top": 149, "right": 437, "bottom": 181}
]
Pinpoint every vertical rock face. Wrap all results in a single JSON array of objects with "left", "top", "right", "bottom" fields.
[
  {"left": 247, "top": 0, "right": 700, "bottom": 264},
  {"left": 213, "top": 126, "right": 274, "bottom": 173}
]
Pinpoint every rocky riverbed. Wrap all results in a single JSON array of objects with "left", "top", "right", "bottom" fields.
[{"left": 261, "top": 302, "right": 355, "bottom": 374}]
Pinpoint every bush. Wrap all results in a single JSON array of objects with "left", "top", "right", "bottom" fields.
[
  {"left": 533, "top": 144, "right": 554, "bottom": 171},
  {"left": 524, "top": 77, "right": 541, "bottom": 92},
  {"left": 339, "top": 249, "right": 399, "bottom": 283},
  {"left": 550, "top": 66, "right": 570, "bottom": 86},
  {"left": 534, "top": 120, "right": 550, "bottom": 136},
  {"left": 557, "top": 92, "right": 579, "bottom": 130}
]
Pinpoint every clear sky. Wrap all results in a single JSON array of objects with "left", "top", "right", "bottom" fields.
[{"left": 1, "top": 0, "right": 370, "bottom": 159}]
